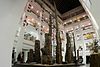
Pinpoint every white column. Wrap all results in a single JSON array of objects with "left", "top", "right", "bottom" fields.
[
  {"left": 62, "top": 30, "right": 66, "bottom": 62},
  {"left": 15, "top": 21, "right": 26, "bottom": 61},
  {"left": 0, "top": 0, "right": 27, "bottom": 67},
  {"left": 79, "top": 25, "right": 86, "bottom": 64},
  {"left": 39, "top": 11, "right": 44, "bottom": 48}
]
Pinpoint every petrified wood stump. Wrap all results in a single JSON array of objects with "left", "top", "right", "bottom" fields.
[
  {"left": 90, "top": 53, "right": 100, "bottom": 67},
  {"left": 35, "top": 40, "right": 41, "bottom": 63},
  {"left": 26, "top": 49, "right": 34, "bottom": 63},
  {"left": 56, "top": 32, "right": 62, "bottom": 64},
  {"left": 65, "top": 33, "right": 73, "bottom": 63},
  {"left": 41, "top": 33, "right": 52, "bottom": 65}
]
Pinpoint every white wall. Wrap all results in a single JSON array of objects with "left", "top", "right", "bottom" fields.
[
  {"left": 80, "top": 0, "right": 100, "bottom": 38},
  {"left": 0, "top": 0, "right": 27, "bottom": 67}
]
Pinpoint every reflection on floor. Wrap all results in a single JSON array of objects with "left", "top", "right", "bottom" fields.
[
  {"left": 13, "top": 63, "right": 90, "bottom": 67},
  {"left": 79, "top": 64, "right": 90, "bottom": 67}
]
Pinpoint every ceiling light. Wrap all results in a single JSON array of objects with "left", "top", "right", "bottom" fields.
[
  {"left": 71, "top": 28, "right": 73, "bottom": 30},
  {"left": 38, "top": 22, "right": 40, "bottom": 26},
  {"left": 36, "top": 10, "right": 39, "bottom": 13},
  {"left": 88, "top": 23, "right": 91, "bottom": 25},
  {"left": 46, "top": 29, "right": 49, "bottom": 32},
  {"left": 32, "top": 18, "right": 34, "bottom": 21},
  {"left": 70, "top": 32, "right": 72, "bottom": 34},
  {"left": 64, "top": 22, "right": 67, "bottom": 24},
  {"left": 82, "top": 25, "right": 84, "bottom": 27},
  {"left": 83, "top": 15, "right": 86, "bottom": 17},
  {"left": 31, "top": 6, "right": 33, "bottom": 9},
  {"left": 43, "top": 26, "right": 45, "bottom": 28},
  {"left": 66, "top": 30, "right": 69, "bottom": 32},
  {"left": 76, "top": 26, "right": 79, "bottom": 29},
  {"left": 45, "top": 18, "right": 48, "bottom": 20},
  {"left": 27, "top": 21, "right": 31, "bottom": 24},
  {"left": 27, "top": 19, "right": 30, "bottom": 21},
  {"left": 78, "top": 19, "right": 80, "bottom": 22},
  {"left": 69, "top": 20, "right": 72, "bottom": 22}
]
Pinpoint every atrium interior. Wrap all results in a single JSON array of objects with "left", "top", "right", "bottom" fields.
[{"left": 0, "top": 0, "right": 100, "bottom": 67}]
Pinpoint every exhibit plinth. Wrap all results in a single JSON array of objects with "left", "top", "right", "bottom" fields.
[
  {"left": 90, "top": 53, "right": 100, "bottom": 67},
  {"left": 14, "top": 63, "right": 84, "bottom": 67}
]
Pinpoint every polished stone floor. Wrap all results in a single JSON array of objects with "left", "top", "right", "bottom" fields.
[
  {"left": 79, "top": 64, "right": 90, "bottom": 67},
  {"left": 13, "top": 64, "right": 90, "bottom": 67}
]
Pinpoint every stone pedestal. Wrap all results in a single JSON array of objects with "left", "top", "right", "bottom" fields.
[{"left": 90, "top": 53, "right": 100, "bottom": 67}]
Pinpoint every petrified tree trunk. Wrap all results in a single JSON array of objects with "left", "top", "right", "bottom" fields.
[
  {"left": 41, "top": 13, "right": 52, "bottom": 65},
  {"left": 35, "top": 40, "right": 41, "bottom": 63},
  {"left": 56, "top": 32, "right": 62, "bottom": 64},
  {"left": 26, "top": 49, "right": 34, "bottom": 63},
  {"left": 53, "top": 1, "right": 62, "bottom": 64},
  {"left": 90, "top": 53, "right": 100, "bottom": 67},
  {"left": 17, "top": 52, "right": 24, "bottom": 63},
  {"left": 41, "top": 33, "right": 52, "bottom": 64},
  {"left": 48, "top": 13, "right": 52, "bottom": 65},
  {"left": 65, "top": 33, "right": 73, "bottom": 63}
]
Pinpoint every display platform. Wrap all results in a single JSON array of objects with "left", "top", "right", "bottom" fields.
[{"left": 13, "top": 63, "right": 84, "bottom": 67}]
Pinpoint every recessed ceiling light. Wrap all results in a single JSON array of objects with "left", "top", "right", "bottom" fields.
[
  {"left": 78, "top": 19, "right": 80, "bottom": 22},
  {"left": 70, "top": 32, "right": 72, "bottom": 34},
  {"left": 27, "top": 21, "right": 31, "bottom": 24},
  {"left": 64, "top": 22, "right": 67, "bottom": 24},
  {"left": 43, "top": 26, "right": 45, "bottom": 28},
  {"left": 66, "top": 30, "right": 69, "bottom": 32},
  {"left": 38, "top": 22, "right": 40, "bottom": 25},
  {"left": 83, "top": 15, "right": 86, "bottom": 17},
  {"left": 82, "top": 25, "right": 84, "bottom": 27},
  {"left": 47, "top": 28, "right": 49, "bottom": 31},
  {"left": 32, "top": 18, "right": 34, "bottom": 21},
  {"left": 27, "top": 19, "right": 30, "bottom": 21},
  {"left": 36, "top": 10, "right": 39, "bottom": 13},
  {"left": 69, "top": 20, "right": 72, "bottom": 22},
  {"left": 76, "top": 26, "right": 79, "bottom": 29},
  {"left": 45, "top": 18, "right": 48, "bottom": 20},
  {"left": 88, "top": 23, "right": 91, "bottom": 25},
  {"left": 31, "top": 6, "right": 33, "bottom": 9},
  {"left": 71, "top": 28, "right": 73, "bottom": 30}
]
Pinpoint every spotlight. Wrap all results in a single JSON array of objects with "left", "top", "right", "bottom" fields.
[
  {"left": 69, "top": 20, "right": 72, "bottom": 22},
  {"left": 78, "top": 19, "right": 80, "bottom": 22},
  {"left": 45, "top": 18, "right": 48, "bottom": 20},
  {"left": 38, "top": 22, "right": 40, "bottom": 26},
  {"left": 32, "top": 18, "right": 34, "bottom": 21},
  {"left": 36, "top": 10, "right": 39, "bottom": 13},
  {"left": 31, "top": 6, "right": 33, "bottom": 9}
]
